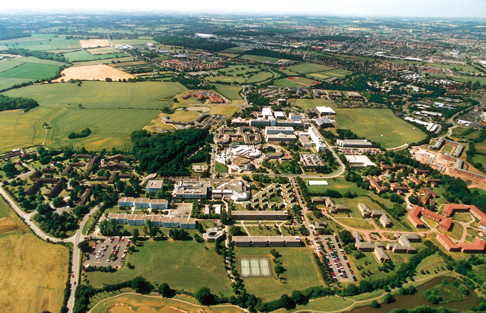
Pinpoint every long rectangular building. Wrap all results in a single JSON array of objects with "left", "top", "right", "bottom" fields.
[
  {"left": 107, "top": 213, "right": 196, "bottom": 229},
  {"left": 232, "top": 236, "right": 301, "bottom": 247},
  {"left": 231, "top": 210, "right": 288, "bottom": 220},
  {"left": 118, "top": 197, "right": 168, "bottom": 210}
]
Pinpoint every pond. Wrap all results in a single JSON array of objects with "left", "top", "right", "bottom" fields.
[{"left": 349, "top": 276, "right": 479, "bottom": 313}]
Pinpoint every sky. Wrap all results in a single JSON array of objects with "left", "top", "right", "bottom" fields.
[{"left": 4, "top": 0, "right": 486, "bottom": 18}]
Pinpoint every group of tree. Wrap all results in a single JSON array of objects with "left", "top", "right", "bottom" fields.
[
  {"left": 0, "top": 94, "right": 39, "bottom": 112},
  {"left": 243, "top": 49, "right": 303, "bottom": 61},
  {"left": 154, "top": 35, "right": 236, "bottom": 52},
  {"left": 68, "top": 128, "right": 92, "bottom": 139},
  {"left": 131, "top": 129, "right": 209, "bottom": 176},
  {"left": 2, "top": 47, "right": 68, "bottom": 63}
]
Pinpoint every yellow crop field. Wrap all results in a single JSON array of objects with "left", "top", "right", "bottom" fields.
[{"left": 0, "top": 197, "right": 69, "bottom": 313}]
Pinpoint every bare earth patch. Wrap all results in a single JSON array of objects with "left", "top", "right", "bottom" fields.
[
  {"left": 55, "top": 65, "right": 135, "bottom": 82},
  {"left": 186, "top": 107, "right": 210, "bottom": 112},
  {"left": 79, "top": 39, "right": 110, "bottom": 48}
]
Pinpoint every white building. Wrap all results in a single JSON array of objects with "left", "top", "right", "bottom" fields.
[
  {"left": 289, "top": 113, "right": 305, "bottom": 121},
  {"left": 308, "top": 126, "right": 327, "bottom": 152},
  {"left": 345, "top": 155, "right": 376, "bottom": 168},
  {"left": 316, "top": 106, "right": 336, "bottom": 115},
  {"left": 262, "top": 108, "right": 274, "bottom": 120}
]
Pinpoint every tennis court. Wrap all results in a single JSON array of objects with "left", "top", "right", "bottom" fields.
[{"left": 239, "top": 258, "right": 272, "bottom": 277}]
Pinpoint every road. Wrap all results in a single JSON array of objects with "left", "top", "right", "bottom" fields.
[{"left": 0, "top": 184, "right": 102, "bottom": 313}]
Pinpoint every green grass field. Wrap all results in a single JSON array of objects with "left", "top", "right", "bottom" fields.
[
  {"left": 85, "top": 239, "right": 233, "bottom": 296},
  {"left": 216, "top": 163, "right": 228, "bottom": 173},
  {"left": 294, "top": 99, "right": 427, "bottom": 148},
  {"left": 0, "top": 78, "right": 32, "bottom": 91},
  {"left": 0, "top": 34, "right": 81, "bottom": 52},
  {"left": 308, "top": 72, "right": 331, "bottom": 80},
  {"left": 294, "top": 98, "right": 336, "bottom": 109},
  {"left": 71, "top": 57, "right": 135, "bottom": 67},
  {"left": 207, "top": 65, "right": 273, "bottom": 84},
  {"left": 212, "top": 84, "right": 242, "bottom": 100},
  {"left": 273, "top": 78, "right": 307, "bottom": 88},
  {"left": 240, "top": 55, "right": 281, "bottom": 63},
  {"left": 45, "top": 108, "right": 159, "bottom": 150},
  {"left": 63, "top": 50, "right": 129, "bottom": 62},
  {"left": 235, "top": 247, "right": 321, "bottom": 301},
  {"left": 3, "top": 81, "right": 187, "bottom": 109},
  {"left": 0, "top": 107, "right": 54, "bottom": 152},
  {"left": 0, "top": 62, "right": 61, "bottom": 80},
  {"left": 0, "top": 59, "right": 24, "bottom": 73},
  {"left": 286, "top": 62, "right": 335, "bottom": 74}
]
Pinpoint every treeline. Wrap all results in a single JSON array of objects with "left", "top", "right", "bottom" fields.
[
  {"left": 463, "top": 129, "right": 486, "bottom": 171},
  {"left": 68, "top": 128, "right": 92, "bottom": 139},
  {"left": 0, "top": 30, "right": 31, "bottom": 41},
  {"left": 1, "top": 48, "right": 68, "bottom": 63},
  {"left": 243, "top": 49, "right": 303, "bottom": 61},
  {"left": 0, "top": 94, "right": 39, "bottom": 112},
  {"left": 131, "top": 129, "right": 210, "bottom": 176},
  {"left": 153, "top": 36, "right": 236, "bottom": 52}
]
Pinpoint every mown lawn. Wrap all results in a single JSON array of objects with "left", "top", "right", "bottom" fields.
[
  {"left": 213, "top": 84, "right": 242, "bottom": 100},
  {"left": 234, "top": 247, "right": 321, "bottom": 301},
  {"left": 85, "top": 239, "right": 233, "bottom": 296}
]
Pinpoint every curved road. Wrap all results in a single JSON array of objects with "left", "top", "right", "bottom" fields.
[{"left": 0, "top": 184, "right": 100, "bottom": 313}]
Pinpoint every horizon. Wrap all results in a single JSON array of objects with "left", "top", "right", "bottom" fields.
[{"left": 2, "top": 0, "right": 486, "bottom": 19}]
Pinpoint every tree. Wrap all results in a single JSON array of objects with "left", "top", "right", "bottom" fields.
[
  {"left": 78, "top": 240, "right": 91, "bottom": 253},
  {"left": 195, "top": 287, "right": 213, "bottom": 305},
  {"left": 291, "top": 290, "right": 305, "bottom": 305},
  {"left": 197, "top": 223, "right": 204, "bottom": 233},
  {"left": 132, "top": 229, "right": 139, "bottom": 245},
  {"left": 149, "top": 227, "right": 160, "bottom": 239},
  {"left": 158, "top": 283, "right": 172, "bottom": 297},
  {"left": 230, "top": 226, "right": 242, "bottom": 236},
  {"left": 52, "top": 196, "right": 64, "bottom": 208},
  {"left": 274, "top": 263, "right": 285, "bottom": 278},
  {"left": 371, "top": 300, "right": 380, "bottom": 308},
  {"left": 270, "top": 249, "right": 281, "bottom": 258},
  {"left": 130, "top": 276, "right": 154, "bottom": 294}
]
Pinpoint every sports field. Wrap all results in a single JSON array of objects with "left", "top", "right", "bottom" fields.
[
  {"left": 212, "top": 84, "right": 242, "bottom": 100},
  {"left": 294, "top": 99, "right": 336, "bottom": 109},
  {"left": 308, "top": 72, "right": 332, "bottom": 80},
  {"left": 45, "top": 108, "right": 159, "bottom": 150},
  {"left": 288, "top": 76, "right": 320, "bottom": 86},
  {"left": 240, "top": 54, "right": 281, "bottom": 63},
  {"left": 273, "top": 78, "right": 307, "bottom": 88},
  {"left": 3, "top": 81, "right": 187, "bottom": 109},
  {"left": 207, "top": 65, "right": 273, "bottom": 84},
  {"left": 294, "top": 99, "right": 427, "bottom": 148},
  {"left": 0, "top": 196, "right": 69, "bottom": 313},
  {"left": 85, "top": 239, "right": 233, "bottom": 296},
  {"left": 63, "top": 50, "right": 129, "bottom": 62},
  {"left": 286, "top": 62, "right": 335, "bottom": 74},
  {"left": 240, "top": 258, "right": 272, "bottom": 277},
  {"left": 235, "top": 247, "right": 321, "bottom": 301}
]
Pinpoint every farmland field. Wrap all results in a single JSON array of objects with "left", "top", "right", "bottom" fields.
[
  {"left": 63, "top": 50, "right": 129, "bottom": 62},
  {"left": 288, "top": 76, "right": 320, "bottom": 86},
  {"left": 0, "top": 34, "right": 81, "bottom": 51},
  {"left": 0, "top": 78, "right": 32, "bottom": 91},
  {"left": 55, "top": 64, "right": 135, "bottom": 82},
  {"left": 3, "top": 81, "right": 187, "bottom": 109},
  {"left": 294, "top": 99, "right": 426, "bottom": 148},
  {"left": 0, "top": 196, "right": 69, "bottom": 313},
  {"left": 235, "top": 247, "right": 321, "bottom": 301},
  {"left": 45, "top": 108, "right": 159, "bottom": 150},
  {"left": 0, "top": 59, "right": 24, "bottom": 73},
  {"left": 286, "top": 62, "right": 335, "bottom": 74},
  {"left": 0, "top": 62, "right": 61, "bottom": 80},
  {"left": 212, "top": 84, "right": 242, "bottom": 100},
  {"left": 0, "top": 107, "right": 55, "bottom": 152},
  {"left": 71, "top": 57, "right": 136, "bottom": 67},
  {"left": 85, "top": 239, "right": 233, "bottom": 296},
  {"left": 294, "top": 99, "right": 337, "bottom": 109}
]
